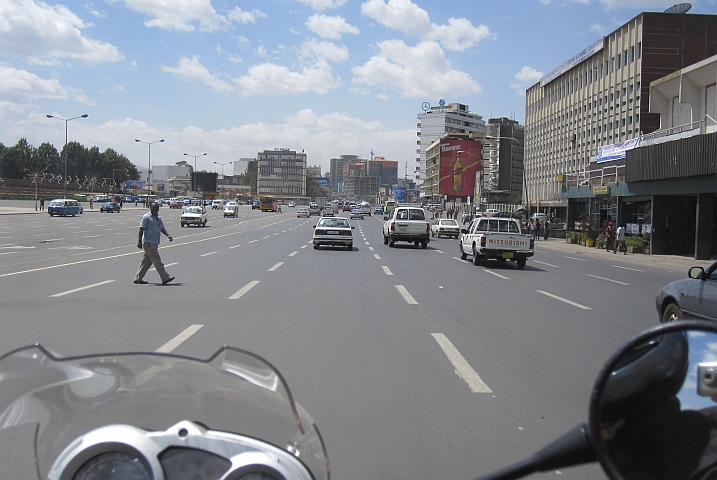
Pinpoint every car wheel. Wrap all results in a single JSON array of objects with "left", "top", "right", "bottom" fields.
[
  {"left": 388, "top": 238, "right": 395, "bottom": 247},
  {"left": 421, "top": 241, "right": 427, "bottom": 249},
  {"left": 460, "top": 246, "right": 467, "bottom": 260},
  {"left": 414, "top": 240, "right": 419, "bottom": 246},
  {"left": 472, "top": 246, "right": 481, "bottom": 265},
  {"left": 383, "top": 235, "right": 388, "bottom": 245},
  {"left": 347, "top": 244, "right": 352, "bottom": 251},
  {"left": 517, "top": 258, "right": 527, "bottom": 269},
  {"left": 431, "top": 231, "right": 434, "bottom": 237},
  {"left": 313, "top": 244, "right": 319, "bottom": 250},
  {"left": 181, "top": 223, "right": 186, "bottom": 227},
  {"left": 661, "top": 302, "right": 683, "bottom": 323}
]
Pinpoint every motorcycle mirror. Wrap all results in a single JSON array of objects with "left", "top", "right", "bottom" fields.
[{"left": 477, "top": 320, "right": 717, "bottom": 480}]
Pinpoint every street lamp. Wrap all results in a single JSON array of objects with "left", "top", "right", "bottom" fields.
[
  {"left": 184, "top": 152, "right": 207, "bottom": 198},
  {"left": 46, "top": 113, "right": 88, "bottom": 199},
  {"left": 135, "top": 138, "right": 164, "bottom": 194},
  {"left": 485, "top": 135, "right": 528, "bottom": 214},
  {"left": 214, "top": 161, "right": 232, "bottom": 177}
]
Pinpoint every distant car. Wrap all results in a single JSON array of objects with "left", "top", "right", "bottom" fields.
[
  {"left": 100, "top": 201, "right": 121, "bottom": 213},
  {"left": 342, "top": 205, "right": 351, "bottom": 212},
  {"left": 484, "top": 209, "right": 500, "bottom": 217},
  {"left": 212, "top": 200, "right": 224, "bottom": 210},
  {"left": 170, "top": 200, "right": 182, "bottom": 209},
  {"left": 288, "top": 202, "right": 295, "bottom": 208},
  {"left": 431, "top": 218, "right": 460, "bottom": 239},
  {"left": 308, "top": 204, "right": 320, "bottom": 216},
  {"left": 223, "top": 204, "right": 239, "bottom": 217},
  {"left": 181, "top": 206, "right": 208, "bottom": 227},
  {"left": 252, "top": 201, "right": 260, "bottom": 210},
  {"left": 350, "top": 206, "right": 364, "bottom": 220},
  {"left": 374, "top": 206, "right": 384, "bottom": 214},
  {"left": 493, "top": 211, "right": 518, "bottom": 218},
  {"left": 656, "top": 260, "right": 717, "bottom": 323},
  {"left": 322, "top": 205, "right": 336, "bottom": 217},
  {"left": 313, "top": 217, "right": 354, "bottom": 250},
  {"left": 296, "top": 206, "right": 310, "bottom": 218},
  {"left": 531, "top": 213, "right": 548, "bottom": 222}
]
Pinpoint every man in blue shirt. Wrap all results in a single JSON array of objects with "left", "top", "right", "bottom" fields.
[{"left": 134, "top": 202, "right": 175, "bottom": 284}]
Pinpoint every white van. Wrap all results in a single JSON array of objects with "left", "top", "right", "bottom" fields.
[{"left": 212, "top": 200, "right": 224, "bottom": 210}]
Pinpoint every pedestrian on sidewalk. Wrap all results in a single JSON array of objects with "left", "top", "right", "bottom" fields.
[
  {"left": 89, "top": 197, "right": 94, "bottom": 209},
  {"left": 605, "top": 222, "right": 615, "bottom": 252},
  {"left": 134, "top": 202, "right": 175, "bottom": 285},
  {"left": 615, "top": 224, "right": 626, "bottom": 254},
  {"left": 544, "top": 219, "right": 550, "bottom": 241},
  {"left": 39, "top": 197, "right": 45, "bottom": 211}
]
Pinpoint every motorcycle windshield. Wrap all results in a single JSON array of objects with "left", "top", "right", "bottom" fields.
[{"left": 0, "top": 345, "right": 329, "bottom": 480}]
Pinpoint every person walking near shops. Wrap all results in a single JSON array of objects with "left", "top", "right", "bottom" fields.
[
  {"left": 40, "top": 197, "right": 45, "bottom": 211},
  {"left": 605, "top": 222, "right": 615, "bottom": 252},
  {"left": 530, "top": 219, "right": 537, "bottom": 240},
  {"left": 544, "top": 219, "right": 550, "bottom": 241},
  {"left": 134, "top": 202, "right": 175, "bottom": 285},
  {"left": 615, "top": 224, "right": 627, "bottom": 254}
]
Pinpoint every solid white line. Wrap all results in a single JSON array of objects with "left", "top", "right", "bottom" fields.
[
  {"left": 395, "top": 285, "right": 418, "bottom": 304},
  {"left": 268, "top": 262, "right": 284, "bottom": 272},
  {"left": 611, "top": 265, "right": 644, "bottom": 272},
  {"left": 289, "top": 251, "right": 298, "bottom": 256},
  {"left": 382, "top": 266, "right": 393, "bottom": 276},
  {"left": 155, "top": 324, "right": 204, "bottom": 353},
  {"left": 374, "top": 254, "right": 381, "bottom": 259},
  {"left": 564, "top": 256, "right": 586, "bottom": 262},
  {"left": 483, "top": 269, "right": 510, "bottom": 279},
  {"left": 200, "top": 251, "right": 217, "bottom": 257},
  {"left": 50, "top": 280, "right": 115, "bottom": 298},
  {"left": 586, "top": 274, "right": 630, "bottom": 285},
  {"left": 533, "top": 260, "right": 559, "bottom": 268},
  {"left": 431, "top": 333, "right": 493, "bottom": 393},
  {"left": 228, "top": 244, "right": 241, "bottom": 249},
  {"left": 229, "top": 280, "right": 260, "bottom": 300},
  {"left": 537, "top": 290, "right": 592, "bottom": 310}
]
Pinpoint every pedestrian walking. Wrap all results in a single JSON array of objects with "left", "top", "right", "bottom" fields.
[
  {"left": 39, "top": 197, "right": 45, "bottom": 211},
  {"left": 134, "top": 202, "right": 175, "bottom": 285},
  {"left": 544, "top": 219, "right": 549, "bottom": 241},
  {"left": 605, "top": 222, "right": 615, "bottom": 251},
  {"left": 530, "top": 219, "right": 537, "bottom": 240},
  {"left": 89, "top": 197, "right": 94, "bottom": 209},
  {"left": 615, "top": 224, "right": 626, "bottom": 254}
]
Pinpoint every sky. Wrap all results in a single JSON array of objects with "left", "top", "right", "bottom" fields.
[{"left": 1, "top": 0, "right": 715, "bottom": 177}]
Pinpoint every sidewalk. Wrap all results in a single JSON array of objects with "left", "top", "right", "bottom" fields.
[
  {"left": 534, "top": 237, "right": 709, "bottom": 272},
  {"left": 0, "top": 203, "right": 149, "bottom": 215}
]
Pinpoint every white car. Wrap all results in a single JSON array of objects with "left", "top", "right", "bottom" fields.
[
  {"left": 181, "top": 206, "right": 208, "bottom": 227},
  {"left": 288, "top": 202, "right": 295, "bottom": 208},
  {"left": 297, "top": 206, "right": 310, "bottom": 218},
  {"left": 350, "top": 206, "right": 364, "bottom": 220},
  {"left": 431, "top": 218, "right": 460, "bottom": 239},
  {"left": 322, "top": 205, "right": 337, "bottom": 217},
  {"left": 223, "top": 204, "right": 238, "bottom": 217}
]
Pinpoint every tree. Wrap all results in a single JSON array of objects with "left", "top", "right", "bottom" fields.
[
  {"left": 306, "top": 173, "right": 329, "bottom": 199},
  {"left": 241, "top": 161, "right": 257, "bottom": 195}
]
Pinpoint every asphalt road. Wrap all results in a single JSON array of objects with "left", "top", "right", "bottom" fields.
[{"left": 0, "top": 203, "right": 707, "bottom": 479}]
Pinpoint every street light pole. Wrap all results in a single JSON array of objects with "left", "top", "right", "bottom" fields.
[
  {"left": 135, "top": 139, "right": 164, "bottom": 195},
  {"left": 213, "top": 161, "right": 232, "bottom": 177},
  {"left": 46, "top": 113, "right": 88, "bottom": 199},
  {"left": 184, "top": 152, "right": 207, "bottom": 199}
]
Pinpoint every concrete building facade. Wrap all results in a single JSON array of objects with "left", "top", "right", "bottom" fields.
[
  {"left": 257, "top": 148, "right": 307, "bottom": 197},
  {"left": 483, "top": 118, "right": 525, "bottom": 204}
]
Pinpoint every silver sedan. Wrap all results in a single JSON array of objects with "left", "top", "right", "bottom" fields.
[
  {"left": 313, "top": 217, "right": 354, "bottom": 250},
  {"left": 656, "top": 260, "right": 717, "bottom": 323}
]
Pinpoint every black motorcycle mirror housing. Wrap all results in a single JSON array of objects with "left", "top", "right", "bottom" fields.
[{"left": 477, "top": 320, "right": 717, "bottom": 480}]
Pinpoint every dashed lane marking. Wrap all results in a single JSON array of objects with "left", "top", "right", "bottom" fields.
[
  {"left": 431, "top": 333, "right": 493, "bottom": 393},
  {"left": 50, "top": 280, "right": 115, "bottom": 298},
  {"left": 610, "top": 265, "right": 644, "bottom": 272},
  {"left": 382, "top": 266, "right": 393, "bottom": 276},
  {"left": 533, "top": 260, "right": 559, "bottom": 268},
  {"left": 289, "top": 251, "right": 298, "bottom": 256},
  {"left": 564, "top": 256, "right": 586, "bottom": 262},
  {"left": 374, "top": 254, "right": 381, "bottom": 260},
  {"left": 200, "top": 251, "right": 217, "bottom": 257},
  {"left": 229, "top": 281, "right": 260, "bottom": 300},
  {"left": 586, "top": 274, "right": 630, "bottom": 285},
  {"left": 268, "top": 262, "right": 284, "bottom": 272},
  {"left": 155, "top": 324, "right": 204, "bottom": 353},
  {"left": 395, "top": 285, "right": 418, "bottom": 304},
  {"left": 537, "top": 290, "right": 592, "bottom": 310},
  {"left": 482, "top": 269, "right": 510, "bottom": 279}
]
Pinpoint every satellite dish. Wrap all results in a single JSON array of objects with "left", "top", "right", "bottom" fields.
[
  {"left": 439, "top": 99, "right": 446, "bottom": 106},
  {"left": 664, "top": 3, "right": 691, "bottom": 13}
]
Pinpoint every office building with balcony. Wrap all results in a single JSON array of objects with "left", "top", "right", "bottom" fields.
[
  {"left": 417, "top": 103, "right": 486, "bottom": 194},
  {"left": 257, "top": 148, "right": 307, "bottom": 197},
  {"left": 525, "top": 11, "right": 716, "bottom": 227}
]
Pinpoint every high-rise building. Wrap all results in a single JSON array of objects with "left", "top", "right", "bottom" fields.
[
  {"left": 417, "top": 103, "right": 486, "bottom": 194},
  {"left": 330, "top": 155, "right": 359, "bottom": 192},
  {"left": 256, "top": 148, "right": 306, "bottom": 197},
  {"left": 524, "top": 11, "right": 717, "bottom": 216},
  {"left": 307, "top": 165, "right": 322, "bottom": 178},
  {"left": 483, "top": 118, "right": 524, "bottom": 204},
  {"left": 367, "top": 156, "right": 398, "bottom": 189}
]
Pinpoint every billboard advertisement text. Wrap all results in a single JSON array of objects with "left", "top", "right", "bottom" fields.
[{"left": 438, "top": 139, "right": 482, "bottom": 198}]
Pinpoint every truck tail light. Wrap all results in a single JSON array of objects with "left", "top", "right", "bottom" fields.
[
  {"left": 480, "top": 237, "right": 486, "bottom": 248},
  {"left": 390, "top": 222, "right": 395, "bottom": 232}
]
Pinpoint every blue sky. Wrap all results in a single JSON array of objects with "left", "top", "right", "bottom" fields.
[{"left": 1, "top": 0, "right": 715, "bottom": 176}]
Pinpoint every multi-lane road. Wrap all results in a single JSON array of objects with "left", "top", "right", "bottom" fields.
[{"left": 0, "top": 203, "right": 706, "bottom": 479}]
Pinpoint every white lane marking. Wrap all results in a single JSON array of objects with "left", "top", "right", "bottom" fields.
[
  {"left": 365, "top": 241, "right": 370, "bottom": 245},
  {"left": 268, "top": 262, "right": 284, "bottom": 272},
  {"left": 200, "top": 251, "right": 217, "bottom": 257},
  {"left": 84, "top": 235, "right": 101, "bottom": 238},
  {"left": 431, "top": 333, "right": 493, "bottom": 393},
  {"left": 229, "top": 280, "right": 260, "bottom": 300},
  {"left": 535, "top": 250, "right": 547, "bottom": 254},
  {"left": 611, "top": 265, "right": 644, "bottom": 272},
  {"left": 289, "top": 251, "right": 298, "bottom": 256},
  {"left": 483, "top": 269, "right": 510, "bottom": 279},
  {"left": 368, "top": 246, "right": 374, "bottom": 251},
  {"left": 374, "top": 254, "right": 381, "bottom": 260},
  {"left": 263, "top": 236, "right": 270, "bottom": 239},
  {"left": 116, "top": 232, "right": 129, "bottom": 235},
  {"left": 382, "top": 266, "right": 393, "bottom": 276},
  {"left": 0, "top": 252, "right": 17, "bottom": 255},
  {"left": 229, "top": 244, "right": 241, "bottom": 249},
  {"left": 0, "top": 245, "right": 34, "bottom": 249},
  {"left": 534, "top": 260, "right": 559, "bottom": 268},
  {"left": 104, "top": 228, "right": 117, "bottom": 231},
  {"left": 155, "top": 324, "right": 204, "bottom": 353},
  {"left": 586, "top": 274, "right": 631, "bottom": 285},
  {"left": 50, "top": 280, "right": 115, "bottom": 298},
  {"left": 273, "top": 233, "right": 280, "bottom": 236},
  {"left": 34, "top": 233, "right": 52, "bottom": 236},
  {"left": 249, "top": 240, "right": 258, "bottom": 243},
  {"left": 537, "top": 290, "right": 592, "bottom": 310},
  {"left": 76, "top": 231, "right": 90, "bottom": 233},
  {"left": 395, "top": 285, "right": 418, "bottom": 304},
  {"left": 150, "top": 262, "right": 178, "bottom": 272},
  {"left": 435, "top": 250, "right": 444, "bottom": 254},
  {"left": 300, "top": 245, "right": 307, "bottom": 249},
  {"left": 564, "top": 256, "right": 586, "bottom": 262}
]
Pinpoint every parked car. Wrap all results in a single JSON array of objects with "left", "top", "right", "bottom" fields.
[
  {"left": 100, "top": 201, "right": 121, "bottom": 213},
  {"left": 223, "top": 204, "right": 239, "bottom": 217},
  {"left": 313, "top": 217, "right": 354, "bottom": 250},
  {"left": 656, "top": 260, "right": 717, "bottom": 323},
  {"left": 181, "top": 206, "right": 208, "bottom": 227},
  {"left": 47, "top": 199, "right": 81, "bottom": 217},
  {"left": 431, "top": 218, "right": 461, "bottom": 239},
  {"left": 484, "top": 208, "right": 500, "bottom": 217},
  {"left": 296, "top": 206, "right": 310, "bottom": 218}
]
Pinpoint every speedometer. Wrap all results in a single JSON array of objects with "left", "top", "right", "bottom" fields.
[{"left": 72, "top": 452, "right": 151, "bottom": 480}]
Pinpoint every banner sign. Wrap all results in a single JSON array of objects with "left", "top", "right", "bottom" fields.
[
  {"left": 597, "top": 137, "right": 641, "bottom": 163},
  {"left": 393, "top": 187, "right": 407, "bottom": 203},
  {"left": 541, "top": 38, "right": 604, "bottom": 87},
  {"left": 313, "top": 178, "right": 330, "bottom": 188},
  {"left": 592, "top": 185, "right": 610, "bottom": 195}
]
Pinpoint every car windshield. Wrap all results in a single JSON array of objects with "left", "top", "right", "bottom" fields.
[
  {"left": 185, "top": 207, "right": 202, "bottom": 214},
  {"left": 441, "top": 219, "right": 457, "bottom": 226},
  {"left": 319, "top": 219, "right": 349, "bottom": 228},
  {"left": 409, "top": 210, "right": 425, "bottom": 220}
]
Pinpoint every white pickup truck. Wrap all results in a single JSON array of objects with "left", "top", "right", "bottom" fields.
[
  {"left": 383, "top": 206, "right": 430, "bottom": 249},
  {"left": 459, "top": 217, "right": 534, "bottom": 268}
]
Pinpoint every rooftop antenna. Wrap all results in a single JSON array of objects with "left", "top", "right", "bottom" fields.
[
  {"left": 663, "top": 3, "right": 691, "bottom": 13},
  {"left": 371, "top": 149, "right": 374, "bottom": 161}
]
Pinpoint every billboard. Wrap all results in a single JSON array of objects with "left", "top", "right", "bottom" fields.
[
  {"left": 438, "top": 138, "right": 482, "bottom": 198},
  {"left": 125, "top": 180, "right": 145, "bottom": 191},
  {"left": 193, "top": 172, "right": 218, "bottom": 193},
  {"left": 393, "top": 186, "right": 407, "bottom": 202},
  {"left": 313, "top": 178, "right": 330, "bottom": 188}
]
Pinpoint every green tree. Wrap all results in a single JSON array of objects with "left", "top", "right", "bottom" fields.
[
  {"left": 306, "top": 173, "right": 329, "bottom": 199},
  {"left": 241, "top": 160, "right": 257, "bottom": 195},
  {"left": 2, "top": 139, "right": 33, "bottom": 179}
]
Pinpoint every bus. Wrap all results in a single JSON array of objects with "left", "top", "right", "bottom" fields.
[
  {"left": 260, "top": 195, "right": 278, "bottom": 212},
  {"left": 384, "top": 199, "right": 398, "bottom": 216}
]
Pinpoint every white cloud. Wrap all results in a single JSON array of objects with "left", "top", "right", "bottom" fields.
[
  {"left": 162, "top": 56, "right": 235, "bottom": 93},
  {"left": 351, "top": 40, "right": 481, "bottom": 98},
  {"left": 306, "top": 14, "right": 360, "bottom": 39},
  {"left": 228, "top": 54, "right": 243, "bottom": 63},
  {"left": 0, "top": 65, "right": 68, "bottom": 103},
  {"left": 360, "top": 0, "right": 491, "bottom": 51},
  {"left": 0, "top": 0, "right": 123, "bottom": 65},
  {"left": 227, "top": 7, "right": 266, "bottom": 24},
  {"left": 510, "top": 66, "right": 543, "bottom": 96},
  {"left": 111, "top": 85, "right": 126, "bottom": 93},
  {"left": 296, "top": 0, "right": 348, "bottom": 11},
  {"left": 257, "top": 45, "right": 269, "bottom": 58},
  {"left": 300, "top": 39, "right": 349, "bottom": 63},
  {"left": 234, "top": 62, "right": 340, "bottom": 96},
  {"left": 116, "top": 0, "right": 224, "bottom": 32}
]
